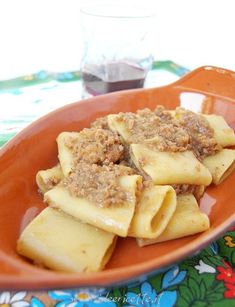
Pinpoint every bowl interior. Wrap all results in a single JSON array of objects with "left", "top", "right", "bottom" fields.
[{"left": 0, "top": 73, "right": 235, "bottom": 290}]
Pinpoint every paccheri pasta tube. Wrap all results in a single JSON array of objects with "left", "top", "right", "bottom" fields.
[
  {"left": 57, "top": 129, "right": 124, "bottom": 176},
  {"left": 16, "top": 105, "right": 235, "bottom": 273},
  {"left": 130, "top": 145, "right": 212, "bottom": 186},
  {"left": 203, "top": 114, "right": 235, "bottom": 147},
  {"left": 17, "top": 207, "right": 117, "bottom": 272},
  {"left": 128, "top": 185, "right": 177, "bottom": 239},
  {"left": 36, "top": 164, "right": 64, "bottom": 194},
  {"left": 44, "top": 171, "right": 142, "bottom": 237},
  {"left": 202, "top": 149, "right": 235, "bottom": 185},
  {"left": 137, "top": 194, "right": 210, "bottom": 247}
]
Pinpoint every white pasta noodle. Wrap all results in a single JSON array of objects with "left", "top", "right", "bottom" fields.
[
  {"left": 137, "top": 194, "right": 210, "bottom": 247},
  {"left": 203, "top": 149, "right": 235, "bottom": 185},
  {"left": 36, "top": 164, "right": 64, "bottom": 194},
  {"left": 17, "top": 207, "right": 117, "bottom": 272},
  {"left": 130, "top": 144, "right": 212, "bottom": 186},
  {"left": 44, "top": 175, "right": 142, "bottom": 237},
  {"left": 203, "top": 114, "right": 235, "bottom": 147},
  {"left": 129, "top": 185, "right": 177, "bottom": 239},
  {"left": 57, "top": 131, "right": 79, "bottom": 176}
]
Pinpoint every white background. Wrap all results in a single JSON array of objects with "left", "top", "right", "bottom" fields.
[{"left": 0, "top": 0, "right": 234, "bottom": 80}]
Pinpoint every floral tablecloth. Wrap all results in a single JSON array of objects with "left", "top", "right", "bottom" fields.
[{"left": 0, "top": 61, "right": 234, "bottom": 306}]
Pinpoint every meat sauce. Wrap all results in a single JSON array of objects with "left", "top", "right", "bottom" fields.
[{"left": 62, "top": 106, "right": 220, "bottom": 206}]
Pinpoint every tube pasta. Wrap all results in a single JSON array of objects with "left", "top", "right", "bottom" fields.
[
  {"left": 17, "top": 207, "right": 116, "bottom": 272},
  {"left": 130, "top": 144, "right": 212, "bottom": 186},
  {"left": 44, "top": 175, "right": 142, "bottom": 237},
  {"left": 129, "top": 185, "right": 177, "bottom": 239},
  {"left": 203, "top": 149, "right": 235, "bottom": 185},
  {"left": 137, "top": 194, "right": 210, "bottom": 247},
  {"left": 36, "top": 164, "right": 64, "bottom": 194},
  {"left": 107, "top": 114, "right": 132, "bottom": 141},
  {"left": 57, "top": 132, "right": 79, "bottom": 176},
  {"left": 203, "top": 115, "right": 235, "bottom": 147}
]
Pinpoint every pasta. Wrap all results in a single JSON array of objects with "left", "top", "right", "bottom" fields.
[
  {"left": 128, "top": 185, "right": 177, "bottom": 239},
  {"left": 107, "top": 114, "right": 131, "bottom": 141},
  {"left": 137, "top": 194, "right": 210, "bottom": 247},
  {"left": 203, "top": 114, "right": 235, "bottom": 147},
  {"left": 57, "top": 128, "right": 124, "bottom": 176},
  {"left": 203, "top": 149, "right": 235, "bottom": 185},
  {"left": 36, "top": 164, "right": 64, "bottom": 194},
  {"left": 16, "top": 104, "right": 235, "bottom": 273},
  {"left": 57, "top": 132, "right": 78, "bottom": 176},
  {"left": 44, "top": 174, "right": 142, "bottom": 237},
  {"left": 130, "top": 145, "right": 212, "bottom": 186},
  {"left": 17, "top": 207, "right": 116, "bottom": 272}
]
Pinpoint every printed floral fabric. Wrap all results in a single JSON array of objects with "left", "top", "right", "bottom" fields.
[{"left": 0, "top": 62, "right": 234, "bottom": 306}]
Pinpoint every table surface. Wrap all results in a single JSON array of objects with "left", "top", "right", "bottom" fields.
[{"left": 0, "top": 61, "right": 234, "bottom": 307}]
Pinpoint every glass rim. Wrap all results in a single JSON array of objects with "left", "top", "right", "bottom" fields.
[{"left": 80, "top": 4, "right": 156, "bottom": 19}]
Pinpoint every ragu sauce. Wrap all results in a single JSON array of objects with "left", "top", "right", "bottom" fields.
[{"left": 81, "top": 61, "right": 146, "bottom": 96}]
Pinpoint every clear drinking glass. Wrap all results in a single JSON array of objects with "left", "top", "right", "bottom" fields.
[{"left": 80, "top": 4, "right": 154, "bottom": 97}]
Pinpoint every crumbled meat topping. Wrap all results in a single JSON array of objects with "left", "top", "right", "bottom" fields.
[
  {"left": 64, "top": 128, "right": 124, "bottom": 166},
  {"left": 172, "top": 184, "right": 204, "bottom": 200},
  {"left": 114, "top": 106, "right": 220, "bottom": 158},
  {"left": 172, "top": 184, "right": 198, "bottom": 195},
  {"left": 175, "top": 107, "right": 221, "bottom": 160},
  {"left": 45, "top": 176, "right": 61, "bottom": 190},
  {"left": 144, "top": 122, "right": 190, "bottom": 152},
  {"left": 143, "top": 180, "right": 155, "bottom": 188},
  {"left": 56, "top": 105, "right": 223, "bottom": 207},
  {"left": 115, "top": 108, "right": 190, "bottom": 152},
  {"left": 91, "top": 116, "right": 109, "bottom": 130},
  {"left": 154, "top": 105, "right": 174, "bottom": 122},
  {"left": 63, "top": 163, "right": 136, "bottom": 207},
  {"left": 114, "top": 109, "right": 160, "bottom": 142}
]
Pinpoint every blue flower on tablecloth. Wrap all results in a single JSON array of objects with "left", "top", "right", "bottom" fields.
[
  {"left": 0, "top": 291, "right": 30, "bottom": 306},
  {"left": 48, "top": 288, "right": 116, "bottom": 306},
  {"left": 125, "top": 282, "right": 177, "bottom": 307},
  {"left": 162, "top": 265, "right": 187, "bottom": 289},
  {"left": 31, "top": 297, "right": 45, "bottom": 307}
]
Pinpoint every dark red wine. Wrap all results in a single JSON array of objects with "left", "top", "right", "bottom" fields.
[{"left": 82, "top": 62, "right": 146, "bottom": 96}]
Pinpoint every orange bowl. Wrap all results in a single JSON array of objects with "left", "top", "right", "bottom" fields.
[{"left": 0, "top": 66, "right": 235, "bottom": 290}]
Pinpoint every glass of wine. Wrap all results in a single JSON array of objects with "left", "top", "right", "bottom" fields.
[{"left": 80, "top": 3, "right": 155, "bottom": 97}]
